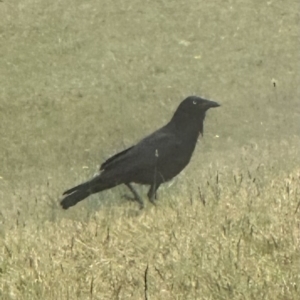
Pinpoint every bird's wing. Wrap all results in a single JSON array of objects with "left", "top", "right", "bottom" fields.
[
  {"left": 136, "top": 127, "right": 180, "bottom": 160},
  {"left": 100, "top": 146, "right": 134, "bottom": 171},
  {"left": 100, "top": 125, "right": 180, "bottom": 172}
]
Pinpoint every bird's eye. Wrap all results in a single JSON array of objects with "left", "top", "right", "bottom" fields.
[{"left": 193, "top": 100, "right": 197, "bottom": 105}]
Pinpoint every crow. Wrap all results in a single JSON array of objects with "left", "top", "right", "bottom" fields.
[{"left": 60, "top": 96, "right": 220, "bottom": 209}]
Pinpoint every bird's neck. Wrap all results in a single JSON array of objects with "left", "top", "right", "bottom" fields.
[{"left": 171, "top": 111, "right": 205, "bottom": 138}]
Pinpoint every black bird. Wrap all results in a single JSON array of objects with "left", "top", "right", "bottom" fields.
[{"left": 60, "top": 96, "right": 220, "bottom": 209}]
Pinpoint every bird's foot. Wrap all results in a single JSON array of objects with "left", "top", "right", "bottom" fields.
[
  {"left": 122, "top": 194, "right": 136, "bottom": 202},
  {"left": 149, "top": 199, "right": 157, "bottom": 206},
  {"left": 147, "top": 191, "right": 158, "bottom": 206},
  {"left": 122, "top": 194, "right": 144, "bottom": 209}
]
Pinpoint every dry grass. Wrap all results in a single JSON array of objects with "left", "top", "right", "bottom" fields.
[
  {"left": 0, "top": 0, "right": 299, "bottom": 299},
  {"left": 1, "top": 167, "right": 300, "bottom": 299}
]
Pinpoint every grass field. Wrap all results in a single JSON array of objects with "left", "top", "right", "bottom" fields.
[{"left": 0, "top": 0, "right": 299, "bottom": 299}]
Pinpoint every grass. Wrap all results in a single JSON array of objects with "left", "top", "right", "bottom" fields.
[{"left": 0, "top": 0, "right": 299, "bottom": 299}]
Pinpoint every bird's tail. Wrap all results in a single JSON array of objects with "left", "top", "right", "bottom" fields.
[
  {"left": 60, "top": 175, "right": 115, "bottom": 209},
  {"left": 60, "top": 184, "right": 91, "bottom": 209}
]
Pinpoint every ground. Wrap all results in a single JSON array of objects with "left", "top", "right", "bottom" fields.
[{"left": 0, "top": 0, "right": 299, "bottom": 299}]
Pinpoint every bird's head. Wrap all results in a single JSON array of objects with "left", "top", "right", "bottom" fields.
[
  {"left": 171, "top": 96, "right": 220, "bottom": 136},
  {"left": 177, "top": 96, "right": 220, "bottom": 115}
]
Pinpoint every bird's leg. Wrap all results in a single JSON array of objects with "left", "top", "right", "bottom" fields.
[
  {"left": 124, "top": 183, "right": 144, "bottom": 209},
  {"left": 147, "top": 183, "right": 160, "bottom": 205}
]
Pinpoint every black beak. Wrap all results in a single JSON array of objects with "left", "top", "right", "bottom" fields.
[{"left": 204, "top": 99, "right": 220, "bottom": 108}]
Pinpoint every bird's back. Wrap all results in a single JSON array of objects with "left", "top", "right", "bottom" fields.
[{"left": 100, "top": 121, "right": 200, "bottom": 185}]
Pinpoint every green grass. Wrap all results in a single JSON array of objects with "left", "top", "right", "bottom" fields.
[{"left": 0, "top": 0, "right": 299, "bottom": 299}]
